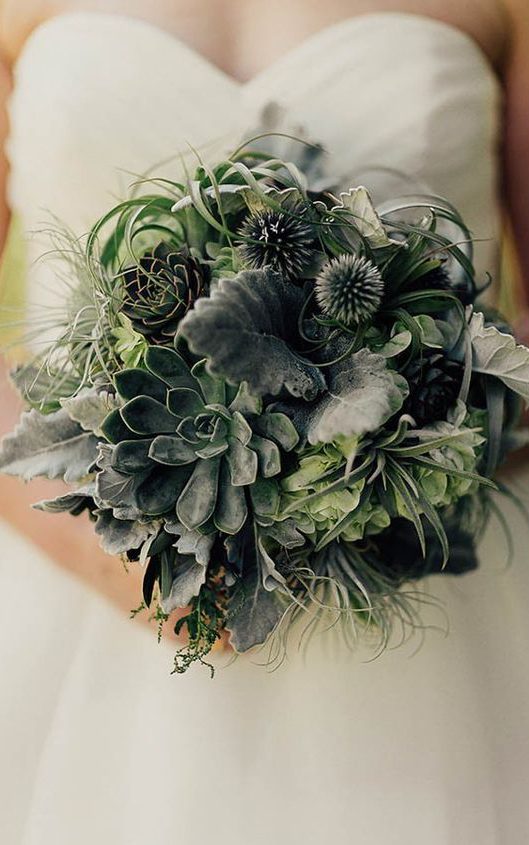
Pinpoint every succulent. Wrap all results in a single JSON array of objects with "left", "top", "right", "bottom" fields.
[
  {"left": 410, "top": 260, "right": 477, "bottom": 306},
  {"left": 403, "top": 350, "right": 464, "bottom": 427},
  {"left": 96, "top": 346, "right": 299, "bottom": 534},
  {"left": 315, "top": 254, "right": 385, "bottom": 326},
  {"left": 119, "top": 243, "right": 208, "bottom": 343},
  {"left": 237, "top": 204, "right": 315, "bottom": 281}
]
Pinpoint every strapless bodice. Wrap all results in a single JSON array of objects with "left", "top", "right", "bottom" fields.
[{"left": 6, "top": 10, "right": 503, "bottom": 312}]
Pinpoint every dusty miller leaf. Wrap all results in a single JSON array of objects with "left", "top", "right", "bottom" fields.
[
  {"left": 0, "top": 408, "right": 99, "bottom": 482},
  {"left": 179, "top": 269, "right": 325, "bottom": 400},
  {"left": 226, "top": 569, "right": 285, "bottom": 653},
  {"left": 160, "top": 554, "right": 207, "bottom": 613},
  {"left": 469, "top": 310, "right": 529, "bottom": 401},
  {"left": 278, "top": 349, "right": 407, "bottom": 445},
  {"left": 34, "top": 484, "right": 96, "bottom": 514},
  {"left": 94, "top": 510, "right": 156, "bottom": 555},
  {"left": 61, "top": 388, "right": 119, "bottom": 435},
  {"left": 164, "top": 519, "right": 215, "bottom": 566}
]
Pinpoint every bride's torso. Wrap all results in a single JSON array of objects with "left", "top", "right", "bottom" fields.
[{"left": 4, "top": 3, "right": 505, "bottom": 317}]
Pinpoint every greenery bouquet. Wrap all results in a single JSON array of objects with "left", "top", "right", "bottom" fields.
[{"left": 2, "top": 135, "right": 528, "bottom": 674}]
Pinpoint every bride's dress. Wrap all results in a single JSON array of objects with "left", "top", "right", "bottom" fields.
[{"left": 2, "top": 12, "right": 529, "bottom": 844}]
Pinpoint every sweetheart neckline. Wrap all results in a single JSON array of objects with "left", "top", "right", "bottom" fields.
[{"left": 16, "top": 9, "right": 502, "bottom": 91}]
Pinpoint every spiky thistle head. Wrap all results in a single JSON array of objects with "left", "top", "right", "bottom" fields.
[
  {"left": 315, "top": 254, "right": 384, "bottom": 326},
  {"left": 237, "top": 205, "right": 314, "bottom": 281}
]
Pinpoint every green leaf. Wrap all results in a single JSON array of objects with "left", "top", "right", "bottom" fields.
[
  {"left": 94, "top": 510, "right": 155, "bottom": 555},
  {"left": 253, "top": 412, "right": 299, "bottom": 451},
  {"left": 101, "top": 408, "right": 141, "bottom": 444},
  {"left": 377, "top": 330, "right": 412, "bottom": 358},
  {"left": 214, "top": 462, "right": 248, "bottom": 534},
  {"left": 120, "top": 397, "right": 176, "bottom": 435},
  {"left": 0, "top": 408, "right": 98, "bottom": 482},
  {"left": 282, "top": 349, "right": 407, "bottom": 445},
  {"left": 386, "top": 464, "right": 426, "bottom": 556},
  {"left": 167, "top": 388, "right": 205, "bottom": 418},
  {"left": 164, "top": 520, "right": 216, "bottom": 566},
  {"left": 191, "top": 360, "right": 226, "bottom": 405},
  {"left": 61, "top": 388, "right": 119, "bottom": 434},
  {"left": 95, "top": 463, "right": 149, "bottom": 514},
  {"left": 226, "top": 569, "right": 285, "bottom": 653},
  {"left": 413, "top": 315, "right": 445, "bottom": 348},
  {"left": 229, "top": 382, "right": 261, "bottom": 415},
  {"left": 34, "top": 484, "right": 95, "bottom": 515},
  {"left": 250, "top": 434, "right": 281, "bottom": 477},
  {"left": 179, "top": 269, "right": 326, "bottom": 400},
  {"left": 115, "top": 369, "right": 166, "bottom": 403},
  {"left": 250, "top": 477, "right": 280, "bottom": 518},
  {"left": 194, "top": 440, "right": 229, "bottom": 459},
  {"left": 145, "top": 346, "right": 198, "bottom": 390},
  {"left": 468, "top": 310, "right": 529, "bottom": 401},
  {"left": 111, "top": 439, "right": 153, "bottom": 473},
  {"left": 160, "top": 554, "right": 207, "bottom": 613},
  {"left": 136, "top": 467, "right": 190, "bottom": 516},
  {"left": 226, "top": 440, "right": 258, "bottom": 486},
  {"left": 229, "top": 411, "right": 253, "bottom": 446},
  {"left": 177, "top": 457, "right": 221, "bottom": 529}
]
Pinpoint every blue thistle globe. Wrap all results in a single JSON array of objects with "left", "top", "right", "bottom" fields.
[
  {"left": 237, "top": 206, "right": 314, "bottom": 281},
  {"left": 315, "top": 254, "right": 385, "bottom": 326}
]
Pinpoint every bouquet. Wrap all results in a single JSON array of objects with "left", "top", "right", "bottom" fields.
[{"left": 2, "top": 135, "right": 529, "bottom": 675}]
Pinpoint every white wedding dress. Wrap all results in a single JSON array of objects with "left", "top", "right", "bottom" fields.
[{"left": 2, "top": 12, "right": 529, "bottom": 844}]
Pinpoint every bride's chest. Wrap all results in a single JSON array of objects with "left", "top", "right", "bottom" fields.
[
  {"left": 9, "top": 0, "right": 506, "bottom": 81},
  {"left": 5, "top": 7, "right": 504, "bottom": 291}
]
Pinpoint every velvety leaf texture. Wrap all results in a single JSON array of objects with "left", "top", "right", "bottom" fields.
[
  {"left": 160, "top": 554, "right": 207, "bottom": 613},
  {"left": 164, "top": 520, "right": 216, "bottom": 567},
  {"left": 277, "top": 349, "right": 408, "bottom": 445},
  {"left": 94, "top": 510, "right": 155, "bottom": 556},
  {"left": 179, "top": 269, "right": 326, "bottom": 400},
  {"left": 34, "top": 484, "right": 96, "bottom": 515},
  {"left": 60, "top": 388, "right": 119, "bottom": 434},
  {"left": 469, "top": 310, "right": 529, "bottom": 401},
  {"left": 0, "top": 408, "right": 99, "bottom": 482},
  {"left": 226, "top": 570, "right": 285, "bottom": 653}
]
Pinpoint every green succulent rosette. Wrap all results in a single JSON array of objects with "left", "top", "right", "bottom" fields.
[{"left": 96, "top": 345, "right": 299, "bottom": 534}]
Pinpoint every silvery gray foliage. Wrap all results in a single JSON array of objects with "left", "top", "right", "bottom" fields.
[
  {"left": 160, "top": 555, "right": 208, "bottom": 614},
  {"left": 94, "top": 443, "right": 146, "bottom": 520},
  {"left": 226, "top": 568, "right": 286, "bottom": 653},
  {"left": 60, "top": 388, "right": 119, "bottom": 435},
  {"left": 34, "top": 484, "right": 96, "bottom": 514},
  {"left": 277, "top": 348, "right": 408, "bottom": 445},
  {"left": 164, "top": 519, "right": 215, "bottom": 566},
  {"left": 0, "top": 407, "right": 99, "bottom": 482},
  {"left": 179, "top": 269, "right": 326, "bottom": 400},
  {"left": 223, "top": 522, "right": 293, "bottom": 651},
  {"left": 468, "top": 310, "right": 529, "bottom": 401},
  {"left": 94, "top": 509, "right": 156, "bottom": 556}
]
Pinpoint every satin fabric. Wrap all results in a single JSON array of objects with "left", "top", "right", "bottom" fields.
[{"left": 1, "top": 13, "right": 528, "bottom": 844}]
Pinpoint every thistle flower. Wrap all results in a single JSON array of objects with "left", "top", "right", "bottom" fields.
[
  {"left": 315, "top": 254, "right": 384, "bottom": 327},
  {"left": 237, "top": 206, "right": 314, "bottom": 281}
]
